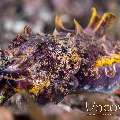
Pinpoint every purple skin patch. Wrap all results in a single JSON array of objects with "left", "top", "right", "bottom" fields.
[{"left": 76, "top": 63, "right": 120, "bottom": 93}]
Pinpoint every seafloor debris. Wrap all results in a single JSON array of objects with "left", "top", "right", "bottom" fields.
[
  {"left": 3, "top": 91, "right": 120, "bottom": 120},
  {"left": 0, "top": 107, "right": 14, "bottom": 120},
  {"left": 0, "top": 8, "right": 120, "bottom": 104}
]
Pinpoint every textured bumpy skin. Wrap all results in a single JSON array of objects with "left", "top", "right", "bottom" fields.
[{"left": 0, "top": 8, "right": 120, "bottom": 103}]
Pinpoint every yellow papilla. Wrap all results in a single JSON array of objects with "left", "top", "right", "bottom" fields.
[
  {"left": 29, "top": 80, "right": 50, "bottom": 95},
  {"left": 87, "top": 7, "right": 100, "bottom": 28},
  {"left": 95, "top": 54, "right": 120, "bottom": 68},
  {"left": 94, "top": 12, "right": 116, "bottom": 32}
]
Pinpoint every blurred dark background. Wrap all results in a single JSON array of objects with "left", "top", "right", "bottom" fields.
[{"left": 0, "top": 0, "right": 120, "bottom": 48}]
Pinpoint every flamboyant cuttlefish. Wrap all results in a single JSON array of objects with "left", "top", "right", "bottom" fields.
[{"left": 0, "top": 7, "right": 120, "bottom": 103}]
